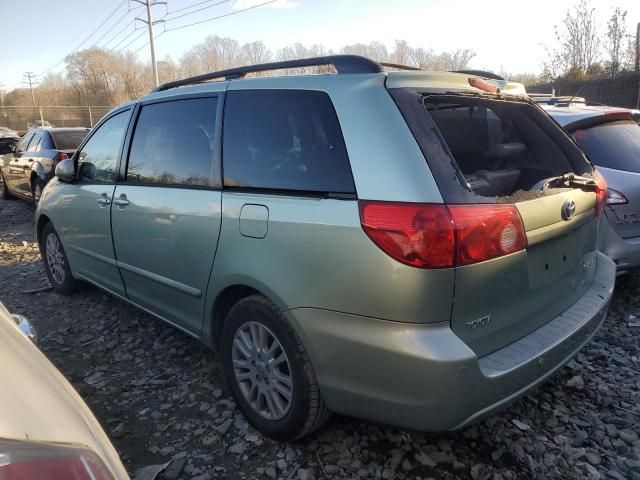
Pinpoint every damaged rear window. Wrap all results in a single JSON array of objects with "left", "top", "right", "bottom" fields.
[{"left": 389, "top": 90, "right": 592, "bottom": 203}]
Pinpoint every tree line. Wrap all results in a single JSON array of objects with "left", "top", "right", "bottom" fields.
[{"left": 4, "top": 38, "right": 476, "bottom": 107}]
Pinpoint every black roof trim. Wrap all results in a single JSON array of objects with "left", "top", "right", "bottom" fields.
[
  {"left": 451, "top": 69, "right": 505, "bottom": 81},
  {"left": 151, "top": 55, "right": 383, "bottom": 93}
]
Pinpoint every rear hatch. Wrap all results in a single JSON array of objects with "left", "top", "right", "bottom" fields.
[
  {"left": 569, "top": 117, "right": 640, "bottom": 240},
  {"left": 389, "top": 83, "right": 603, "bottom": 356}
]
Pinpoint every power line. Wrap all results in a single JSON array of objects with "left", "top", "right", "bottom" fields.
[
  {"left": 165, "top": 0, "right": 280, "bottom": 31},
  {"left": 165, "top": 0, "right": 231, "bottom": 21},
  {"left": 92, "top": 5, "right": 144, "bottom": 48},
  {"left": 102, "top": 20, "right": 136, "bottom": 49},
  {"left": 110, "top": 27, "right": 142, "bottom": 51},
  {"left": 166, "top": 0, "right": 228, "bottom": 17},
  {"left": 36, "top": 0, "right": 128, "bottom": 76},
  {"left": 120, "top": 29, "right": 148, "bottom": 51}
]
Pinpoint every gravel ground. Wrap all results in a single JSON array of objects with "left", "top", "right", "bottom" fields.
[{"left": 0, "top": 196, "right": 639, "bottom": 480}]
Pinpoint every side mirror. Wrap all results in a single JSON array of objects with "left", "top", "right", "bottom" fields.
[{"left": 55, "top": 158, "right": 75, "bottom": 182}]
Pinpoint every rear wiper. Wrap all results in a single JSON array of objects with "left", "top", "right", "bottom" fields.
[{"left": 545, "top": 173, "right": 597, "bottom": 191}]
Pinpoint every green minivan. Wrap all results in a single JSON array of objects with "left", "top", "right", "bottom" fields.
[{"left": 36, "top": 56, "right": 615, "bottom": 441}]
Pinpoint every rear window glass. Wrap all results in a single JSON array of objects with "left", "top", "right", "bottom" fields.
[
  {"left": 51, "top": 130, "right": 88, "bottom": 150},
  {"left": 572, "top": 120, "right": 640, "bottom": 173},
  {"left": 390, "top": 88, "right": 591, "bottom": 202},
  {"left": 223, "top": 90, "right": 355, "bottom": 194},
  {"left": 424, "top": 97, "right": 575, "bottom": 197}
]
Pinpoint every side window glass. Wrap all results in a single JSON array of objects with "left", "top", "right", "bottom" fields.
[
  {"left": 15, "top": 133, "right": 33, "bottom": 153},
  {"left": 27, "top": 132, "right": 42, "bottom": 152},
  {"left": 223, "top": 90, "right": 355, "bottom": 194},
  {"left": 77, "top": 111, "right": 130, "bottom": 183},
  {"left": 126, "top": 98, "right": 217, "bottom": 186}
]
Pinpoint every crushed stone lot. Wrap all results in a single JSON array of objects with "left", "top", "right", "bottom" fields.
[{"left": 0, "top": 197, "right": 639, "bottom": 480}]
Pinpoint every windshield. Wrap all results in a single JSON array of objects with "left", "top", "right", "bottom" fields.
[
  {"left": 572, "top": 120, "right": 640, "bottom": 173},
  {"left": 51, "top": 130, "right": 88, "bottom": 150}
]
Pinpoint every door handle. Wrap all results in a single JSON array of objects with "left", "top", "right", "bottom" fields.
[
  {"left": 113, "top": 194, "right": 130, "bottom": 208},
  {"left": 96, "top": 193, "right": 111, "bottom": 206}
]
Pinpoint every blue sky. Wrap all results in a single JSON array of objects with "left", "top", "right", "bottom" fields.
[{"left": 1, "top": 0, "right": 638, "bottom": 91}]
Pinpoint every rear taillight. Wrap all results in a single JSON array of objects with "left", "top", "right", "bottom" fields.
[
  {"left": 606, "top": 187, "right": 627, "bottom": 205},
  {"left": 594, "top": 170, "right": 607, "bottom": 216},
  {"left": 359, "top": 201, "right": 527, "bottom": 269},
  {"left": 448, "top": 204, "right": 527, "bottom": 266},
  {"left": 54, "top": 153, "right": 69, "bottom": 166},
  {"left": 359, "top": 202, "right": 455, "bottom": 268},
  {"left": 0, "top": 439, "right": 114, "bottom": 480}
]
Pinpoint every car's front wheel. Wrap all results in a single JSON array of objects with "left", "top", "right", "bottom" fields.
[
  {"left": 31, "top": 177, "right": 45, "bottom": 206},
  {"left": 220, "top": 295, "right": 331, "bottom": 441},
  {"left": 41, "top": 222, "right": 78, "bottom": 295}
]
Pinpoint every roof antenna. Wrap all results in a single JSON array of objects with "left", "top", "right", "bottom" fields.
[{"left": 568, "top": 85, "right": 586, "bottom": 105}]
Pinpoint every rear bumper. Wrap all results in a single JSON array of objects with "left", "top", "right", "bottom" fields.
[
  {"left": 600, "top": 211, "right": 640, "bottom": 272},
  {"left": 287, "top": 251, "right": 615, "bottom": 432}
]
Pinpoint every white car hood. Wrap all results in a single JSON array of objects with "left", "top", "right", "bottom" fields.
[{"left": 0, "top": 302, "right": 129, "bottom": 479}]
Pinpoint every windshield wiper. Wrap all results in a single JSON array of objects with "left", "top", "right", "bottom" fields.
[{"left": 544, "top": 173, "right": 597, "bottom": 190}]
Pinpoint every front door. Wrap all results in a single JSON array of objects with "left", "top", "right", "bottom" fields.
[
  {"left": 56, "top": 109, "right": 132, "bottom": 296},
  {"left": 111, "top": 96, "right": 222, "bottom": 334},
  {"left": 15, "top": 132, "right": 42, "bottom": 195},
  {"left": 5, "top": 132, "right": 33, "bottom": 192}
]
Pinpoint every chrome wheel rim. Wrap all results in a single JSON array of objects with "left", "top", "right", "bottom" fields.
[
  {"left": 45, "top": 233, "right": 65, "bottom": 285},
  {"left": 33, "top": 183, "right": 41, "bottom": 204},
  {"left": 232, "top": 321, "right": 293, "bottom": 420}
]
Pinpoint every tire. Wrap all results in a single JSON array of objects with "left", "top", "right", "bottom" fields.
[
  {"left": 31, "top": 177, "right": 45, "bottom": 206},
  {"left": 0, "top": 172, "right": 12, "bottom": 200},
  {"left": 41, "top": 222, "right": 79, "bottom": 295},
  {"left": 220, "top": 295, "right": 331, "bottom": 441}
]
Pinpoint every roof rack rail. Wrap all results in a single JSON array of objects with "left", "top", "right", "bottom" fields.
[
  {"left": 379, "top": 62, "right": 422, "bottom": 71},
  {"left": 452, "top": 69, "right": 505, "bottom": 81},
  {"left": 151, "top": 54, "right": 383, "bottom": 93}
]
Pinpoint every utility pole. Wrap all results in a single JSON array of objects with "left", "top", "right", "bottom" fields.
[
  {"left": 636, "top": 22, "right": 639, "bottom": 109},
  {"left": 23, "top": 72, "right": 37, "bottom": 107},
  {"left": 132, "top": 0, "right": 166, "bottom": 87},
  {"left": 0, "top": 83, "right": 6, "bottom": 119}
]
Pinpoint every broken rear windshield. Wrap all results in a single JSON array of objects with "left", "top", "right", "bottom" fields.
[{"left": 389, "top": 89, "right": 592, "bottom": 203}]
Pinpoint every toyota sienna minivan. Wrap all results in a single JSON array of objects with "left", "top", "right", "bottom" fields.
[{"left": 35, "top": 55, "right": 615, "bottom": 440}]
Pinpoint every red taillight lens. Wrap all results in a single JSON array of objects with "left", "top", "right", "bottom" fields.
[
  {"left": 0, "top": 440, "right": 115, "bottom": 480},
  {"left": 359, "top": 201, "right": 527, "bottom": 269},
  {"left": 359, "top": 202, "right": 455, "bottom": 268},
  {"left": 594, "top": 170, "right": 607, "bottom": 217},
  {"left": 447, "top": 204, "right": 527, "bottom": 266},
  {"left": 54, "top": 153, "right": 69, "bottom": 166}
]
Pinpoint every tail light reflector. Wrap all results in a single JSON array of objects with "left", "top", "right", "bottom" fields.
[
  {"left": 447, "top": 204, "right": 526, "bottom": 266},
  {"left": 359, "top": 201, "right": 527, "bottom": 269},
  {"left": 54, "top": 153, "right": 69, "bottom": 166},
  {"left": 359, "top": 202, "right": 455, "bottom": 268},
  {"left": 606, "top": 188, "right": 628, "bottom": 205},
  {"left": 0, "top": 440, "right": 115, "bottom": 480},
  {"left": 594, "top": 170, "right": 607, "bottom": 216}
]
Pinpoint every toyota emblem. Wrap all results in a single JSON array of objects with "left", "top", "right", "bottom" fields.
[{"left": 562, "top": 199, "right": 576, "bottom": 220}]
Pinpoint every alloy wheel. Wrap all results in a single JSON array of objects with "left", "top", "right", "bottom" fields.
[
  {"left": 45, "top": 233, "right": 66, "bottom": 285},
  {"left": 231, "top": 321, "right": 293, "bottom": 420}
]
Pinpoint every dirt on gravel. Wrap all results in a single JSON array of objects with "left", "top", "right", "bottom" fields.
[{"left": 0, "top": 196, "right": 639, "bottom": 480}]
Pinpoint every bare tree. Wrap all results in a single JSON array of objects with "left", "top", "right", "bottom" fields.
[
  {"left": 242, "top": 41, "right": 272, "bottom": 65},
  {"left": 604, "top": 7, "right": 629, "bottom": 76},
  {"left": 546, "top": 0, "right": 601, "bottom": 79}
]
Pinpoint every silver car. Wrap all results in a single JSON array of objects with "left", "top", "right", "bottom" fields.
[{"left": 543, "top": 104, "right": 640, "bottom": 273}]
